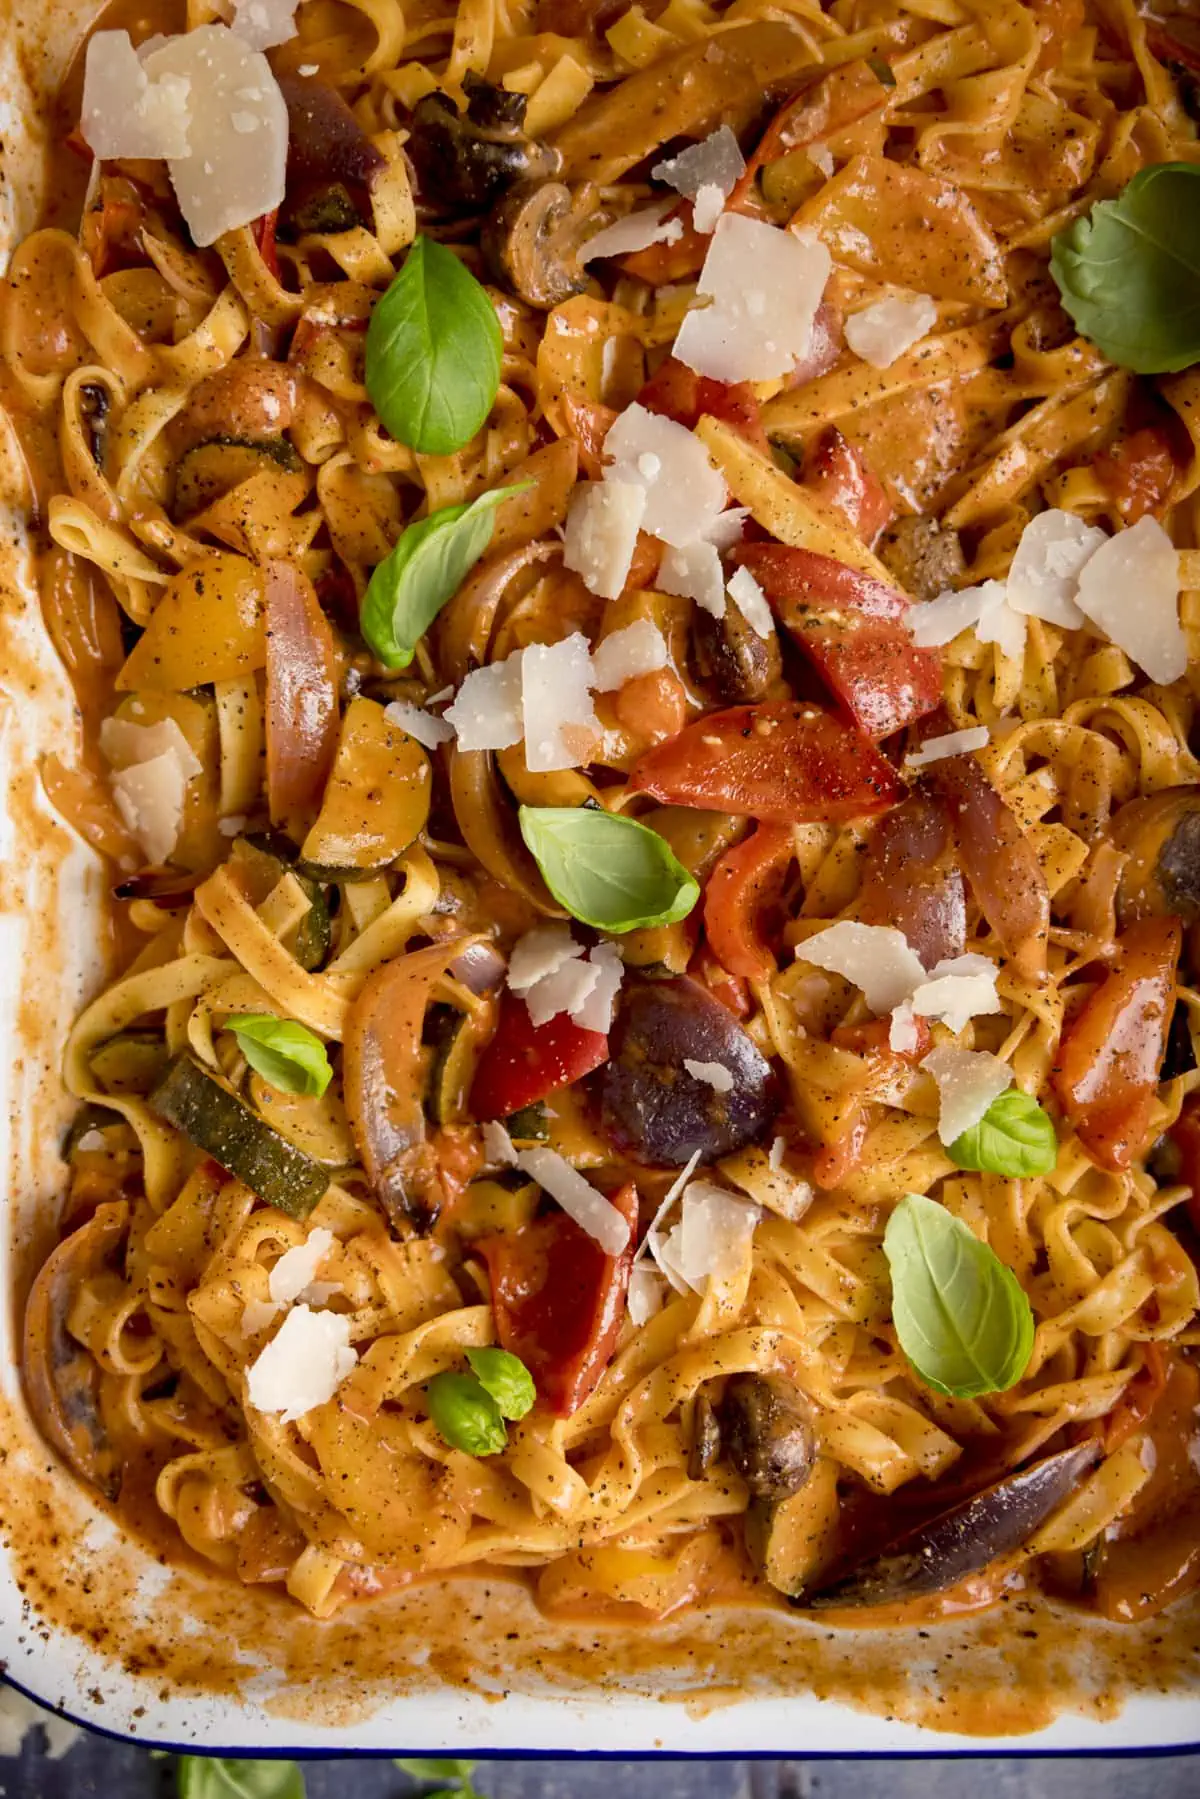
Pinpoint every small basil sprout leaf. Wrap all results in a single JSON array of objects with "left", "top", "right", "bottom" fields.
[
  {"left": 883, "top": 1192, "right": 1035, "bottom": 1399},
  {"left": 426, "top": 1370, "right": 507, "bottom": 1456},
  {"left": 365, "top": 236, "right": 503, "bottom": 454},
  {"left": 948, "top": 1089, "right": 1058, "bottom": 1177},
  {"left": 1049, "top": 163, "right": 1200, "bottom": 374},
  {"left": 518, "top": 805, "right": 700, "bottom": 933},
  {"left": 177, "top": 1758, "right": 306, "bottom": 1799},
  {"left": 866, "top": 56, "right": 896, "bottom": 87},
  {"left": 361, "top": 483, "right": 531, "bottom": 669},
  {"left": 466, "top": 1346, "right": 536, "bottom": 1421},
  {"left": 226, "top": 1014, "right": 332, "bottom": 1098}
]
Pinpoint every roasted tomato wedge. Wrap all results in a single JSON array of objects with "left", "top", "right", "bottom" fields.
[
  {"left": 800, "top": 428, "right": 893, "bottom": 545},
  {"left": 736, "top": 544, "right": 942, "bottom": 740},
  {"left": 1093, "top": 425, "right": 1178, "bottom": 525},
  {"left": 638, "top": 355, "right": 769, "bottom": 454},
  {"left": 703, "top": 823, "right": 795, "bottom": 982},
  {"left": 630, "top": 702, "right": 902, "bottom": 825},
  {"left": 470, "top": 991, "right": 608, "bottom": 1121},
  {"left": 1052, "top": 916, "right": 1182, "bottom": 1171},
  {"left": 478, "top": 1181, "right": 638, "bottom": 1416}
]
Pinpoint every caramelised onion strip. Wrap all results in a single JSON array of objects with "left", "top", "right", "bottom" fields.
[
  {"left": 924, "top": 751, "right": 1050, "bottom": 985},
  {"left": 264, "top": 559, "right": 339, "bottom": 842},
  {"left": 857, "top": 791, "right": 966, "bottom": 971}
]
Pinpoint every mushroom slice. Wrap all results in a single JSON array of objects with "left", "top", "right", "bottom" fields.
[
  {"left": 719, "top": 1372, "right": 816, "bottom": 1502},
  {"left": 23, "top": 1199, "right": 129, "bottom": 1499},
  {"left": 407, "top": 76, "right": 561, "bottom": 214},
  {"left": 692, "top": 597, "right": 783, "bottom": 704},
  {"left": 483, "top": 181, "right": 593, "bottom": 310},
  {"left": 801, "top": 1440, "right": 1101, "bottom": 1610}
]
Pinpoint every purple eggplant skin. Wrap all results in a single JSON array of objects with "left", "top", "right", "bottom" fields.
[
  {"left": 596, "top": 977, "right": 780, "bottom": 1166},
  {"left": 798, "top": 1439, "right": 1101, "bottom": 1610}
]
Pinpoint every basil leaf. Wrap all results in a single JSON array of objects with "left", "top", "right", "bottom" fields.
[
  {"left": 361, "top": 483, "right": 530, "bottom": 669},
  {"left": 227, "top": 1014, "right": 332, "bottom": 1098},
  {"left": 1049, "top": 163, "right": 1200, "bottom": 374},
  {"left": 518, "top": 805, "right": 700, "bottom": 933},
  {"left": 426, "top": 1371, "right": 507, "bottom": 1456},
  {"left": 466, "top": 1346, "right": 535, "bottom": 1420},
  {"left": 365, "top": 236, "right": 502, "bottom": 454},
  {"left": 948, "top": 1089, "right": 1057, "bottom": 1177},
  {"left": 883, "top": 1192, "right": 1035, "bottom": 1399},
  {"left": 177, "top": 1759, "right": 305, "bottom": 1799}
]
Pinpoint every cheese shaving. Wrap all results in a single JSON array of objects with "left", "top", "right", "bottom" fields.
[
  {"left": 910, "top": 953, "right": 1002, "bottom": 1034},
  {"left": 515, "top": 1148, "right": 631, "bottom": 1256},
  {"left": 384, "top": 699, "right": 455, "bottom": 749},
  {"left": 674, "top": 214, "right": 832, "bottom": 384},
  {"left": 563, "top": 479, "right": 646, "bottom": 599},
  {"left": 797, "top": 921, "right": 926, "bottom": 1015},
  {"left": 691, "top": 183, "right": 726, "bottom": 234},
  {"left": 483, "top": 1120, "right": 518, "bottom": 1167},
  {"left": 101, "top": 716, "right": 203, "bottom": 866},
  {"left": 580, "top": 203, "right": 683, "bottom": 263},
  {"left": 245, "top": 1305, "right": 357, "bottom": 1423},
  {"left": 508, "top": 924, "right": 584, "bottom": 994},
  {"left": 906, "top": 726, "right": 989, "bottom": 768},
  {"left": 230, "top": 0, "right": 300, "bottom": 50},
  {"left": 923, "top": 1045, "right": 1013, "bottom": 1145},
  {"left": 1075, "top": 514, "right": 1185, "bottom": 684},
  {"left": 570, "top": 940, "right": 624, "bottom": 1033},
  {"left": 844, "top": 294, "right": 938, "bottom": 369},
  {"left": 888, "top": 999, "right": 920, "bottom": 1055},
  {"left": 268, "top": 1227, "right": 336, "bottom": 1307},
  {"left": 591, "top": 619, "right": 669, "bottom": 690},
  {"left": 658, "top": 538, "right": 726, "bottom": 618},
  {"left": 521, "top": 633, "right": 600, "bottom": 772},
  {"left": 1006, "top": 509, "right": 1103, "bottom": 627},
  {"left": 81, "top": 32, "right": 192, "bottom": 160},
  {"left": 726, "top": 565, "right": 773, "bottom": 638},
  {"left": 603, "top": 405, "right": 727, "bottom": 547},
  {"left": 443, "top": 652, "right": 524, "bottom": 751},
  {"left": 652, "top": 126, "right": 745, "bottom": 200},
  {"left": 683, "top": 1058, "right": 735, "bottom": 1093},
  {"left": 627, "top": 1264, "right": 669, "bottom": 1326}
]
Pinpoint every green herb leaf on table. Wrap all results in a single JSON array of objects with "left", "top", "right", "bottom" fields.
[
  {"left": 883, "top": 1192, "right": 1035, "bottom": 1399},
  {"left": 948, "top": 1088, "right": 1058, "bottom": 1177},
  {"left": 176, "top": 1757, "right": 306, "bottom": 1799},
  {"left": 226, "top": 1015, "right": 332, "bottom": 1098},
  {"left": 518, "top": 805, "right": 700, "bottom": 933},
  {"left": 426, "top": 1370, "right": 508, "bottom": 1456},
  {"left": 360, "top": 484, "right": 530, "bottom": 670},
  {"left": 466, "top": 1346, "right": 536, "bottom": 1420},
  {"left": 365, "top": 236, "right": 503, "bottom": 453},
  {"left": 1049, "top": 163, "right": 1200, "bottom": 374}
]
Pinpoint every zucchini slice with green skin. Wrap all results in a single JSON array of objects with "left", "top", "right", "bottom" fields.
[
  {"left": 89, "top": 1030, "right": 170, "bottom": 1096},
  {"left": 174, "top": 435, "right": 304, "bottom": 520},
  {"left": 232, "top": 836, "right": 332, "bottom": 971},
  {"left": 503, "top": 1101, "right": 549, "bottom": 1142},
  {"left": 149, "top": 1054, "right": 329, "bottom": 1217}
]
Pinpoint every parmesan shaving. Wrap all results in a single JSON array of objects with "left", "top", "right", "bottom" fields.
[
  {"left": 726, "top": 565, "right": 774, "bottom": 638},
  {"left": 923, "top": 1045, "right": 1013, "bottom": 1145},
  {"left": 683, "top": 1058, "right": 735, "bottom": 1093},
  {"left": 627, "top": 1264, "right": 668, "bottom": 1326},
  {"left": 483, "top": 1120, "right": 518, "bottom": 1167},
  {"left": 563, "top": 479, "right": 646, "bottom": 599},
  {"left": 101, "top": 715, "right": 203, "bottom": 867},
  {"left": 245, "top": 1305, "right": 357, "bottom": 1423},
  {"left": 844, "top": 294, "right": 938, "bottom": 369},
  {"left": 910, "top": 953, "right": 1002, "bottom": 1034},
  {"left": 571, "top": 940, "right": 624, "bottom": 1033},
  {"left": 906, "top": 726, "right": 989, "bottom": 768},
  {"left": 521, "top": 633, "right": 600, "bottom": 772},
  {"left": 230, "top": 0, "right": 300, "bottom": 50},
  {"left": 1006, "top": 509, "right": 1103, "bottom": 627},
  {"left": 888, "top": 999, "right": 920, "bottom": 1055},
  {"left": 797, "top": 921, "right": 926, "bottom": 1015},
  {"left": 515, "top": 1148, "right": 631, "bottom": 1256},
  {"left": 908, "top": 584, "right": 990, "bottom": 648},
  {"left": 581, "top": 202, "right": 683, "bottom": 263},
  {"left": 652, "top": 126, "right": 745, "bottom": 200},
  {"left": 603, "top": 405, "right": 727, "bottom": 547},
  {"left": 508, "top": 924, "right": 584, "bottom": 994},
  {"left": 674, "top": 214, "right": 832, "bottom": 384},
  {"left": 691, "top": 183, "right": 725, "bottom": 235},
  {"left": 658, "top": 538, "right": 726, "bottom": 618},
  {"left": 384, "top": 699, "right": 455, "bottom": 749},
  {"left": 591, "top": 619, "right": 669, "bottom": 690},
  {"left": 1075, "top": 514, "right": 1185, "bottom": 684},
  {"left": 268, "top": 1227, "right": 336, "bottom": 1307},
  {"left": 443, "top": 652, "right": 524, "bottom": 751},
  {"left": 81, "top": 32, "right": 192, "bottom": 161}
]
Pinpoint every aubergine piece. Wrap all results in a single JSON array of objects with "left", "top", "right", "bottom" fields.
[
  {"left": 277, "top": 75, "right": 387, "bottom": 189},
  {"left": 1109, "top": 788, "right": 1200, "bottom": 926},
  {"left": 23, "top": 1200, "right": 129, "bottom": 1499},
  {"left": 596, "top": 977, "right": 779, "bottom": 1166},
  {"left": 800, "top": 1440, "right": 1100, "bottom": 1610}
]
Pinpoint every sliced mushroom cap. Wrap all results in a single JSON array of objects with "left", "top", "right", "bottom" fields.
[
  {"left": 23, "top": 1199, "right": 128, "bottom": 1499},
  {"left": 877, "top": 515, "right": 966, "bottom": 602},
  {"left": 1110, "top": 788, "right": 1200, "bottom": 926},
  {"left": 801, "top": 1439, "right": 1101, "bottom": 1610},
  {"left": 596, "top": 977, "right": 779, "bottom": 1165},
  {"left": 688, "top": 1389, "right": 722, "bottom": 1481},
  {"left": 483, "top": 181, "right": 592, "bottom": 310},
  {"left": 719, "top": 1372, "right": 817, "bottom": 1502},
  {"left": 692, "top": 601, "right": 783, "bottom": 704},
  {"left": 407, "top": 80, "right": 561, "bottom": 214}
]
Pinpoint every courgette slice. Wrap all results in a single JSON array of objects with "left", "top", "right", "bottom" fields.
[
  {"left": 89, "top": 1030, "right": 170, "bottom": 1096},
  {"left": 63, "top": 1103, "right": 125, "bottom": 1160},
  {"left": 427, "top": 998, "right": 500, "bottom": 1126},
  {"left": 174, "top": 435, "right": 304, "bottom": 520},
  {"left": 453, "top": 1177, "right": 539, "bottom": 1240},
  {"left": 298, "top": 696, "right": 431, "bottom": 877},
  {"left": 149, "top": 1054, "right": 329, "bottom": 1217},
  {"left": 231, "top": 836, "right": 332, "bottom": 971},
  {"left": 503, "top": 1101, "right": 549, "bottom": 1142},
  {"left": 290, "top": 183, "right": 362, "bottom": 235}
]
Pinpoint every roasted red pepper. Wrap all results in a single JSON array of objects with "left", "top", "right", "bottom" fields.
[
  {"left": 703, "top": 823, "right": 795, "bottom": 982},
  {"left": 630, "top": 701, "right": 902, "bottom": 826},
  {"left": 470, "top": 992, "right": 608, "bottom": 1121},
  {"left": 1052, "top": 917, "right": 1182, "bottom": 1171},
  {"left": 800, "top": 427, "right": 893, "bottom": 545},
  {"left": 479, "top": 1182, "right": 638, "bottom": 1415},
  {"left": 736, "top": 543, "right": 942, "bottom": 741},
  {"left": 1093, "top": 425, "right": 1178, "bottom": 524},
  {"left": 637, "top": 355, "right": 770, "bottom": 454}
]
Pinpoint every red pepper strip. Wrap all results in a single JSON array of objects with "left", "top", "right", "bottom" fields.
[
  {"left": 703, "top": 824, "right": 794, "bottom": 982},
  {"left": 810, "top": 1111, "right": 868, "bottom": 1190},
  {"left": 630, "top": 701, "right": 903, "bottom": 826},
  {"left": 470, "top": 991, "right": 608, "bottom": 1121},
  {"left": 735, "top": 543, "right": 943, "bottom": 741},
  {"left": 637, "top": 355, "right": 770, "bottom": 455},
  {"left": 857, "top": 791, "right": 966, "bottom": 971},
  {"left": 1102, "top": 1343, "right": 1169, "bottom": 1456},
  {"left": 800, "top": 427, "right": 893, "bottom": 545},
  {"left": 688, "top": 943, "right": 752, "bottom": 1019},
  {"left": 924, "top": 750, "right": 1051, "bottom": 986},
  {"left": 1093, "top": 425, "right": 1179, "bottom": 525},
  {"left": 830, "top": 1016, "right": 933, "bottom": 1067},
  {"left": 479, "top": 1182, "right": 638, "bottom": 1417},
  {"left": 620, "top": 200, "right": 709, "bottom": 285},
  {"left": 252, "top": 208, "right": 280, "bottom": 280},
  {"left": 1051, "top": 916, "right": 1182, "bottom": 1172}
]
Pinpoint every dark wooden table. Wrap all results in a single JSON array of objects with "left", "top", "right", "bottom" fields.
[{"left": 1, "top": 1718, "right": 1197, "bottom": 1799}]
